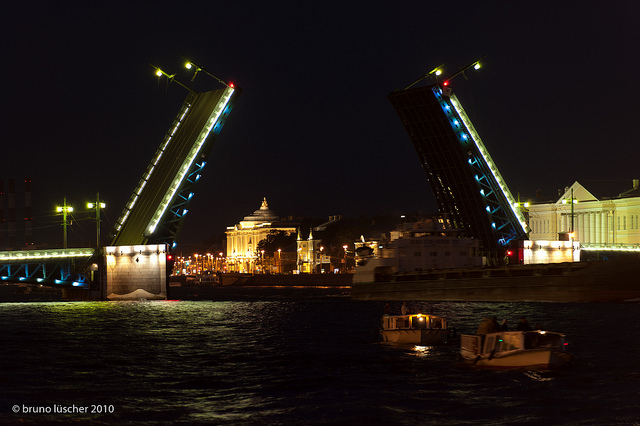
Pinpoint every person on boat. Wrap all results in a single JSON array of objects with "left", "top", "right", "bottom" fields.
[
  {"left": 501, "top": 319, "right": 509, "bottom": 330},
  {"left": 516, "top": 317, "right": 532, "bottom": 331},
  {"left": 401, "top": 302, "right": 413, "bottom": 315},
  {"left": 476, "top": 316, "right": 499, "bottom": 335},
  {"left": 384, "top": 303, "right": 391, "bottom": 315}
]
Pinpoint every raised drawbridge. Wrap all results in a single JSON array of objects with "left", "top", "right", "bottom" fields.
[
  {"left": 388, "top": 58, "right": 528, "bottom": 264},
  {"left": 110, "top": 60, "right": 241, "bottom": 248}
]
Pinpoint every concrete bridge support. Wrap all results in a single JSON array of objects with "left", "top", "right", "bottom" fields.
[{"left": 102, "top": 244, "right": 167, "bottom": 300}]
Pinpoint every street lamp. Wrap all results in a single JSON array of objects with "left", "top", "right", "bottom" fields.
[
  {"left": 87, "top": 192, "right": 106, "bottom": 250},
  {"left": 562, "top": 188, "right": 578, "bottom": 241},
  {"left": 277, "top": 248, "right": 281, "bottom": 274},
  {"left": 343, "top": 245, "right": 348, "bottom": 273},
  {"left": 56, "top": 197, "right": 73, "bottom": 249}
]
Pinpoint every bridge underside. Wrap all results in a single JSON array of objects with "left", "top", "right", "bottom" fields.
[{"left": 389, "top": 84, "right": 527, "bottom": 263}]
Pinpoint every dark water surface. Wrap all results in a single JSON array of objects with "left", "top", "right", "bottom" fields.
[{"left": 1, "top": 287, "right": 639, "bottom": 425}]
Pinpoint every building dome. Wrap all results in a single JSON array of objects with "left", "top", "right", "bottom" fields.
[{"left": 242, "top": 198, "right": 280, "bottom": 223}]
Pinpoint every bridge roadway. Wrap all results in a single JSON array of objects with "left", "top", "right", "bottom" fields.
[
  {"left": 0, "top": 248, "right": 95, "bottom": 288},
  {"left": 112, "top": 87, "right": 235, "bottom": 246}
]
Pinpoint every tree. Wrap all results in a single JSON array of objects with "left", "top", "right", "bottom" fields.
[{"left": 256, "top": 230, "right": 296, "bottom": 256}]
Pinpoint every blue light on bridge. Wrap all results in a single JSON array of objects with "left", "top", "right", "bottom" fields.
[
  {"left": 486, "top": 206, "right": 491, "bottom": 212},
  {"left": 182, "top": 209, "right": 188, "bottom": 216},
  {"left": 188, "top": 192, "right": 194, "bottom": 200},
  {"left": 439, "top": 102, "right": 452, "bottom": 115}
]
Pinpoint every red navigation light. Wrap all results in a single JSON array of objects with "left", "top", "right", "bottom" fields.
[
  {"left": 507, "top": 250, "right": 513, "bottom": 256},
  {"left": 229, "top": 82, "right": 234, "bottom": 88},
  {"left": 167, "top": 254, "right": 173, "bottom": 261},
  {"left": 443, "top": 81, "right": 449, "bottom": 86}
]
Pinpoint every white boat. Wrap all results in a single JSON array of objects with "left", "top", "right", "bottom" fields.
[
  {"left": 379, "top": 313, "right": 455, "bottom": 345},
  {"left": 459, "top": 330, "right": 573, "bottom": 370}
]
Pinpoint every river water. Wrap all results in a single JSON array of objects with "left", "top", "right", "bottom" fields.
[{"left": 1, "top": 287, "right": 639, "bottom": 425}]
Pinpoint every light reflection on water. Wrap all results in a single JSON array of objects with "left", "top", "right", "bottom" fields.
[{"left": 1, "top": 294, "right": 639, "bottom": 425}]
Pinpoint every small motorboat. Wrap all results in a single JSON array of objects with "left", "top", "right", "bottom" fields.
[
  {"left": 459, "top": 330, "right": 573, "bottom": 370},
  {"left": 379, "top": 313, "right": 456, "bottom": 345}
]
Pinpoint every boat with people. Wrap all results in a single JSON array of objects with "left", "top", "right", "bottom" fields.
[
  {"left": 379, "top": 312, "right": 456, "bottom": 345},
  {"left": 459, "top": 327, "right": 573, "bottom": 370}
]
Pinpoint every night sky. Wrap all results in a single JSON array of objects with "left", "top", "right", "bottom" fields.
[{"left": 3, "top": 2, "right": 639, "bottom": 250}]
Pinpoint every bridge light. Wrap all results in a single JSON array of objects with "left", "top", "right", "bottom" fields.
[
  {"left": 474, "top": 62, "right": 481, "bottom": 70},
  {"left": 185, "top": 62, "right": 192, "bottom": 69},
  {"left": 156, "top": 69, "right": 163, "bottom": 77},
  {"left": 435, "top": 69, "right": 442, "bottom": 76}
]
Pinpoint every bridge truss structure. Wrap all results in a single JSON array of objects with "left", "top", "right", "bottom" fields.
[
  {"left": 389, "top": 67, "right": 529, "bottom": 264},
  {"left": 0, "top": 248, "right": 95, "bottom": 288}
]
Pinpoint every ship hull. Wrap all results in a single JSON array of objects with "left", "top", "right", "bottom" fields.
[
  {"left": 380, "top": 328, "right": 452, "bottom": 345},
  {"left": 351, "top": 257, "right": 640, "bottom": 302}
]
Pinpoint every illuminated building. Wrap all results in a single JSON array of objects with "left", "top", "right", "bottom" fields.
[
  {"left": 225, "top": 198, "right": 296, "bottom": 272},
  {"left": 527, "top": 181, "right": 640, "bottom": 256},
  {"left": 296, "top": 228, "right": 322, "bottom": 273}
]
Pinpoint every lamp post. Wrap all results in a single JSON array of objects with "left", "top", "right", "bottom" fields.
[
  {"left": 562, "top": 188, "right": 578, "bottom": 244},
  {"left": 56, "top": 197, "right": 73, "bottom": 249},
  {"left": 277, "top": 248, "right": 281, "bottom": 274},
  {"left": 87, "top": 193, "right": 106, "bottom": 250},
  {"left": 343, "top": 245, "right": 348, "bottom": 273}
]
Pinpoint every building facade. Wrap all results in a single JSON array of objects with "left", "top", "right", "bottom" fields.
[
  {"left": 226, "top": 198, "right": 297, "bottom": 273},
  {"left": 527, "top": 181, "right": 640, "bottom": 248},
  {"left": 296, "top": 228, "right": 322, "bottom": 273}
]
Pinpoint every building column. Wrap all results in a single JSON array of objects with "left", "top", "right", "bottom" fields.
[{"left": 583, "top": 212, "right": 589, "bottom": 244}]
